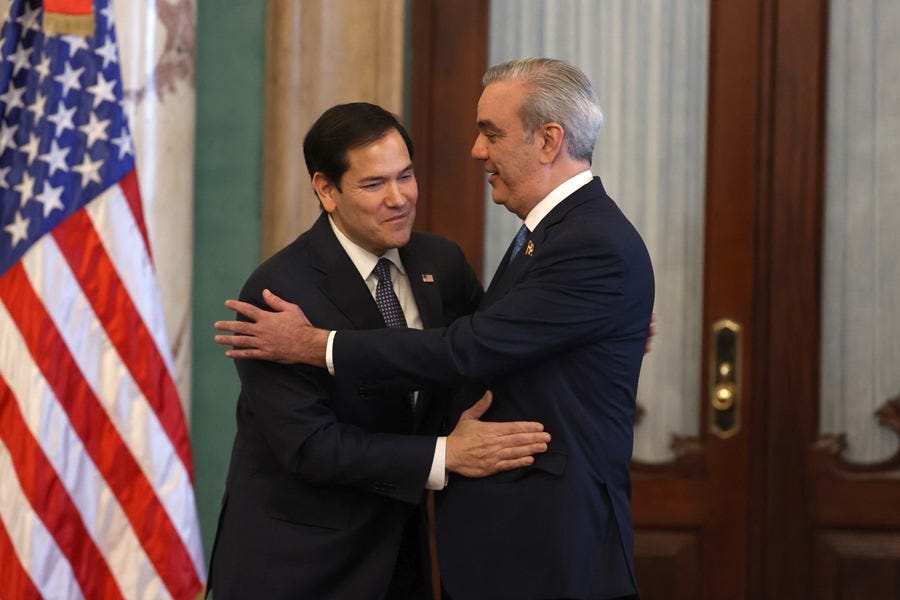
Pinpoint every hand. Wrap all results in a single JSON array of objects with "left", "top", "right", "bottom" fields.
[
  {"left": 445, "top": 391, "right": 551, "bottom": 478},
  {"left": 645, "top": 312, "right": 657, "bottom": 353},
  {"left": 213, "top": 289, "right": 329, "bottom": 366}
]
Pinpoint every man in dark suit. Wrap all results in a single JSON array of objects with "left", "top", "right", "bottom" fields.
[
  {"left": 218, "top": 59, "right": 654, "bottom": 599},
  {"left": 207, "top": 103, "right": 551, "bottom": 599}
]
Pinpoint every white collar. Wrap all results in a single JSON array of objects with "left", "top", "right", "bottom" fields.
[
  {"left": 328, "top": 216, "right": 404, "bottom": 279},
  {"left": 523, "top": 170, "right": 593, "bottom": 232}
]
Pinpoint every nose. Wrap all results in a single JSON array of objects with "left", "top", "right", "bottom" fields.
[
  {"left": 385, "top": 180, "right": 407, "bottom": 207},
  {"left": 471, "top": 134, "right": 487, "bottom": 160}
]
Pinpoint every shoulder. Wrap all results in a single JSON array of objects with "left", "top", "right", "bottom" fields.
[
  {"left": 407, "top": 231, "right": 472, "bottom": 271},
  {"left": 405, "top": 230, "right": 483, "bottom": 316},
  {"left": 551, "top": 190, "right": 645, "bottom": 252},
  {"left": 536, "top": 192, "right": 652, "bottom": 284},
  {"left": 239, "top": 229, "right": 318, "bottom": 302},
  {"left": 407, "top": 230, "right": 465, "bottom": 255}
]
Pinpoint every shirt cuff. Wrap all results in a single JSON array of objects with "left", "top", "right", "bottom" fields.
[
  {"left": 326, "top": 330, "right": 336, "bottom": 375},
  {"left": 425, "top": 437, "right": 448, "bottom": 490}
]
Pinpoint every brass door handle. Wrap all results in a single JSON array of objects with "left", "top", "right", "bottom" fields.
[{"left": 710, "top": 319, "right": 741, "bottom": 438}]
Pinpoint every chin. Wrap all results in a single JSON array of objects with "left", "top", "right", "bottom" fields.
[{"left": 387, "top": 231, "right": 412, "bottom": 250}]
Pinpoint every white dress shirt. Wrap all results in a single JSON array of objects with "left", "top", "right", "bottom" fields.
[{"left": 326, "top": 217, "right": 447, "bottom": 490}]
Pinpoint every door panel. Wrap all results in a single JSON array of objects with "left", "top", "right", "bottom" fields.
[
  {"left": 813, "top": 532, "right": 900, "bottom": 599},
  {"left": 634, "top": 531, "right": 699, "bottom": 600}
]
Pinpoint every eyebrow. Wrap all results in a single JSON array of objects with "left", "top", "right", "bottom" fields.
[
  {"left": 357, "top": 163, "right": 414, "bottom": 184},
  {"left": 476, "top": 119, "right": 500, "bottom": 131}
]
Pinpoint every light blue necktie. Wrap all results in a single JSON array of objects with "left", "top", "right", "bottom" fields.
[{"left": 508, "top": 224, "right": 529, "bottom": 265}]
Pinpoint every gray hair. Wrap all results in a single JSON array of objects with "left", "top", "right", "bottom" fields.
[{"left": 482, "top": 57, "right": 603, "bottom": 163}]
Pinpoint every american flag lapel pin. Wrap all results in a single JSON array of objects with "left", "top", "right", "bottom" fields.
[
  {"left": 525, "top": 241, "right": 535, "bottom": 256},
  {"left": 421, "top": 274, "right": 434, "bottom": 283}
]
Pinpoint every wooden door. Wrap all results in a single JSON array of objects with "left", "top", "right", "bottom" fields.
[
  {"left": 411, "top": 1, "right": 900, "bottom": 598},
  {"left": 628, "top": 1, "right": 764, "bottom": 597},
  {"left": 763, "top": 0, "right": 900, "bottom": 598}
]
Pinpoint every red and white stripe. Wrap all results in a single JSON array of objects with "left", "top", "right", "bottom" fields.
[{"left": 0, "top": 173, "right": 204, "bottom": 599}]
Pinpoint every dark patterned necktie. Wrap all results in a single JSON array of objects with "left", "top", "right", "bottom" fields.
[
  {"left": 373, "top": 258, "right": 416, "bottom": 409},
  {"left": 373, "top": 258, "right": 407, "bottom": 327},
  {"left": 508, "top": 224, "right": 529, "bottom": 265}
]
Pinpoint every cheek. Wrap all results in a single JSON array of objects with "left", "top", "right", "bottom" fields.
[
  {"left": 500, "top": 160, "right": 520, "bottom": 184},
  {"left": 355, "top": 201, "right": 381, "bottom": 224},
  {"left": 496, "top": 152, "right": 517, "bottom": 176},
  {"left": 400, "top": 181, "right": 418, "bottom": 202},
  {"left": 508, "top": 154, "right": 534, "bottom": 182},
  {"left": 344, "top": 209, "right": 375, "bottom": 236}
]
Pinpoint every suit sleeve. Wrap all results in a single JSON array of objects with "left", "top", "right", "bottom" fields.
[
  {"left": 334, "top": 224, "right": 653, "bottom": 390},
  {"left": 235, "top": 355, "right": 435, "bottom": 505}
]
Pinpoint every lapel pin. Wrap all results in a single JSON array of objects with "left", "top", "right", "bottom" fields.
[
  {"left": 421, "top": 274, "right": 434, "bottom": 283},
  {"left": 525, "top": 241, "right": 535, "bottom": 256}
]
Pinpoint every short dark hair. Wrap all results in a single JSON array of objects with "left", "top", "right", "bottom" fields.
[{"left": 303, "top": 102, "right": 414, "bottom": 191}]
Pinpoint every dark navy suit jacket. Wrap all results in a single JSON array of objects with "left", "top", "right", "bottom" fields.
[
  {"left": 207, "top": 213, "right": 482, "bottom": 599},
  {"left": 334, "top": 178, "right": 654, "bottom": 599}
]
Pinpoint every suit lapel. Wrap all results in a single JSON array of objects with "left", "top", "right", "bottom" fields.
[
  {"left": 399, "top": 243, "right": 443, "bottom": 328},
  {"left": 307, "top": 214, "right": 385, "bottom": 330},
  {"left": 482, "top": 177, "right": 605, "bottom": 306},
  {"left": 398, "top": 243, "right": 443, "bottom": 429},
  {"left": 483, "top": 231, "right": 533, "bottom": 305}
]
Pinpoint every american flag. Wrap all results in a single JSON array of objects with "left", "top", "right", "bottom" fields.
[{"left": 0, "top": 0, "right": 205, "bottom": 598}]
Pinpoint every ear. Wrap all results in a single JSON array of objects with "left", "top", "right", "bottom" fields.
[
  {"left": 312, "top": 172, "right": 338, "bottom": 213},
  {"left": 538, "top": 122, "right": 565, "bottom": 164}
]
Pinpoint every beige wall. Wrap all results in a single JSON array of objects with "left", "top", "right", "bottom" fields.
[{"left": 262, "top": 0, "right": 406, "bottom": 257}]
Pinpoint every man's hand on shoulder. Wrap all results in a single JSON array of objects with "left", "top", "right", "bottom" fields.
[
  {"left": 214, "top": 289, "right": 328, "bottom": 367},
  {"left": 445, "top": 391, "right": 551, "bottom": 478}
]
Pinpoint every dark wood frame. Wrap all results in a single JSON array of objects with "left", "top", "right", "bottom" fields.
[
  {"left": 759, "top": 0, "right": 831, "bottom": 595},
  {"left": 410, "top": 0, "right": 489, "bottom": 278}
]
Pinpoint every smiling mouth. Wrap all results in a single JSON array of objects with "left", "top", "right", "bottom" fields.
[{"left": 385, "top": 212, "right": 411, "bottom": 224}]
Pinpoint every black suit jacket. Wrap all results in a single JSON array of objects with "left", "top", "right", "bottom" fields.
[
  {"left": 334, "top": 178, "right": 654, "bottom": 599},
  {"left": 207, "top": 213, "right": 482, "bottom": 599}
]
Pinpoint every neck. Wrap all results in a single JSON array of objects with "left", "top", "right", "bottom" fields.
[{"left": 538, "top": 159, "right": 591, "bottom": 198}]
